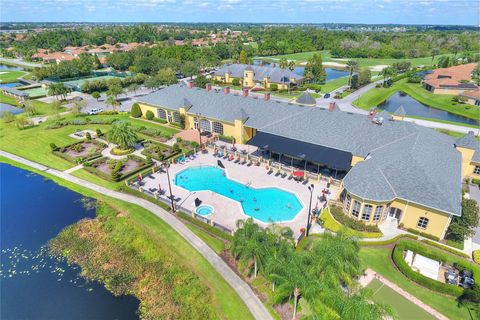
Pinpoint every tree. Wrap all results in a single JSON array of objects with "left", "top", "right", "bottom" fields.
[
  {"left": 128, "top": 83, "right": 140, "bottom": 96},
  {"left": 181, "top": 61, "right": 199, "bottom": 80},
  {"left": 346, "top": 60, "right": 358, "bottom": 88},
  {"left": 51, "top": 100, "right": 62, "bottom": 115},
  {"left": 24, "top": 100, "right": 38, "bottom": 116},
  {"left": 92, "top": 91, "right": 101, "bottom": 101},
  {"left": 106, "top": 95, "right": 121, "bottom": 111},
  {"left": 279, "top": 58, "right": 288, "bottom": 69},
  {"left": 380, "top": 66, "right": 396, "bottom": 87},
  {"left": 156, "top": 68, "right": 177, "bottom": 86},
  {"left": 48, "top": 82, "right": 71, "bottom": 101},
  {"left": 447, "top": 198, "right": 479, "bottom": 242},
  {"left": 145, "top": 110, "right": 154, "bottom": 120},
  {"left": 2, "top": 111, "right": 14, "bottom": 123},
  {"left": 145, "top": 76, "right": 160, "bottom": 92},
  {"left": 239, "top": 49, "right": 249, "bottom": 64},
  {"left": 304, "top": 53, "right": 326, "bottom": 84},
  {"left": 288, "top": 60, "right": 296, "bottom": 72},
  {"left": 15, "top": 116, "right": 32, "bottom": 129},
  {"left": 71, "top": 100, "right": 86, "bottom": 115},
  {"left": 431, "top": 48, "right": 440, "bottom": 62},
  {"left": 194, "top": 75, "right": 209, "bottom": 88},
  {"left": 131, "top": 103, "right": 142, "bottom": 118},
  {"left": 350, "top": 74, "right": 359, "bottom": 89},
  {"left": 107, "top": 121, "right": 138, "bottom": 150},
  {"left": 231, "top": 78, "right": 240, "bottom": 86},
  {"left": 358, "top": 68, "right": 372, "bottom": 87},
  {"left": 437, "top": 56, "right": 452, "bottom": 68}
]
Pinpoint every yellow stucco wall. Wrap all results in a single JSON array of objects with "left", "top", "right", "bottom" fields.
[
  {"left": 339, "top": 189, "right": 452, "bottom": 239},
  {"left": 457, "top": 146, "right": 477, "bottom": 178},
  {"left": 350, "top": 155, "right": 364, "bottom": 167},
  {"left": 138, "top": 103, "right": 161, "bottom": 119},
  {"left": 432, "top": 88, "right": 464, "bottom": 95},
  {"left": 392, "top": 199, "right": 451, "bottom": 239},
  {"left": 392, "top": 115, "right": 405, "bottom": 121}
]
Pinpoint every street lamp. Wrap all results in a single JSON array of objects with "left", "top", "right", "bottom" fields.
[
  {"left": 306, "top": 184, "right": 314, "bottom": 237},
  {"left": 162, "top": 162, "right": 176, "bottom": 213}
]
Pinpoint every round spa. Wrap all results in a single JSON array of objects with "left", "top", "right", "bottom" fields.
[{"left": 195, "top": 205, "right": 214, "bottom": 216}]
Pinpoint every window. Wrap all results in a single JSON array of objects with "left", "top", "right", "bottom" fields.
[
  {"left": 417, "top": 217, "right": 429, "bottom": 229},
  {"left": 373, "top": 206, "right": 383, "bottom": 221},
  {"left": 157, "top": 109, "right": 167, "bottom": 120},
  {"left": 344, "top": 194, "right": 351, "bottom": 213},
  {"left": 474, "top": 166, "right": 480, "bottom": 175},
  {"left": 212, "top": 121, "right": 224, "bottom": 135},
  {"left": 167, "top": 112, "right": 173, "bottom": 123},
  {"left": 199, "top": 119, "right": 211, "bottom": 132},
  {"left": 352, "top": 201, "right": 361, "bottom": 218},
  {"left": 361, "top": 204, "right": 372, "bottom": 221},
  {"left": 173, "top": 112, "right": 181, "bottom": 124}
]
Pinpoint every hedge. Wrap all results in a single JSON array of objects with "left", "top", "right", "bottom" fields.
[
  {"left": 176, "top": 211, "right": 233, "bottom": 242},
  {"left": 359, "top": 234, "right": 418, "bottom": 246},
  {"left": 446, "top": 239, "right": 464, "bottom": 250},
  {"left": 52, "top": 140, "right": 106, "bottom": 164},
  {"left": 218, "top": 135, "right": 235, "bottom": 143},
  {"left": 404, "top": 227, "right": 440, "bottom": 241},
  {"left": 330, "top": 205, "right": 381, "bottom": 233},
  {"left": 474, "top": 250, "right": 480, "bottom": 264},
  {"left": 392, "top": 239, "right": 480, "bottom": 297},
  {"left": 45, "top": 117, "right": 117, "bottom": 129},
  {"left": 420, "top": 239, "right": 470, "bottom": 258},
  {"left": 119, "top": 185, "right": 172, "bottom": 211}
]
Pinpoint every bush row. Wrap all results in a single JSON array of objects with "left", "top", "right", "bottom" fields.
[
  {"left": 399, "top": 224, "right": 441, "bottom": 241},
  {"left": 46, "top": 118, "right": 118, "bottom": 129},
  {"left": 176, "top": 211, "right": 233, "bottom": 242},
  {"left": 393, "top": 239, "right": 480, "bottom": 297},
  {"left": 420, "top": 239, "right": 470, "bottom": 258},
  {"left": 359, "top": 234, "right": 418, "bottom": 246},
  {"left": 218, "top": 135, "right": 235, "bottom": 143},
  {"left": 330, "top": 205, "right": 381, "bottom": 233},
  {"left": 474, "top": 250, "right": 480, "bottom": 264}
]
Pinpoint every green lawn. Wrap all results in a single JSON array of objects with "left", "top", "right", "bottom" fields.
[
  {"left": 0, "top": 92, "right": 64, "bottom": 116},
  {"left": 319, "top": 208, "right": 383, "bottom": 238},
  {"left": 0, "top": 70, "right": 26, "bottom": 83},
  {"left": 367, "top": 278, "right": 435, "bottom": 320},
  {"left": 320, "top": 77, "right": 349, "bottom": 93},
  {"left": 0, "top": 113, "right": 179, "bottom": 172},
  {"left": 255, "top": 50, "right": 332, "bottom": 62},
  {"left": 186, "top": 223, "right": 226, "bottom": 254},
  {"left": 359, "top": 247, "right": 478, "bottom": 320},
  {"left": 353, "top": 79, "right": 480, "bottom": 121},
  {"left": 0, "top": 156, "right": 254, "bottom": 320}
]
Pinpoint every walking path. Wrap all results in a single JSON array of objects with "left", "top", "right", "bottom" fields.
[
  {"left": 360, "top": 268, "right": 448, "bottom": 320},
  {"left": 63, "top": 164, "right": 83, "bottom": 174},
  {"left": 0, "top": 150, "right": 272, "bottom": 320}
]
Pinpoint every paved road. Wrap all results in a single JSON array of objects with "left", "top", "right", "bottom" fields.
[
  {"left": 0, "top": 57, "right": 42, "bottom": 68},
  {"left": 0, "top": 150, "right": 272, "bottom": 320}
]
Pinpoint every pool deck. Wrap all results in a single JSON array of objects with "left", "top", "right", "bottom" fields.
[{"left": 138, "top": 152, "right": 340, "bottom": 236}]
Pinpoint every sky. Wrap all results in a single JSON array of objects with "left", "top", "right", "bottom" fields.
[{"left": 1, "top": 0, "right": 479, "bottom": 25}]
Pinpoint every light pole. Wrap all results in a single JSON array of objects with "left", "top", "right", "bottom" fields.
[
  {"left": 163, "top": 162, "right": 176, "bottom": 213},
  {"left": 306, "top": 184, "right": 314, "bottom": 237}
]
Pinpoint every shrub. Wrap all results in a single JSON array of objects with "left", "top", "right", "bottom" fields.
[
  {"left": 2, "top": 111, "right": 14, "bottom": 123},
  {"left": 474, "top": 250, "right": 480, "bottom": 264},
  {"left": 153, "top": 118, "right": 167, "bottom": 124},
  {"left": 472, "top": 178, "right": 480, "bottom": 186},
  {"left": 169, "top": 122, "right": 183, "bottom": 128},
  {"left": 176, "top": 211, "right": 233, "bottom": 241},
  {"left": 405, "top": 227, "right": 440, "bottom": 241},
  {"left": 131, "top": 103, "right": 142, "bottom": 118},
  {"left": 269, "top": 83, "right": 278, "bottom": 91},
  {"left": 110, "top": 147, "right": 133, "bottom": 156},
  {"left": 176, "top": 137, "right": 183, "bottom": 143},
  {"left": 50, "top": 143, "right": 59, "bottom": 151},
  {"left": 446, "top": 239, "right": 464, "bottom": 250},
  {"left": 231, "top": 78, "right": 240, "bottom": 86},
  {"left": 145, "top": 110, "right": 154, "bottom": 120},
  {"left": 96, "top": 128, "right": 102, "bottom": 137},
  {"left": 85, "top": 132, "right": 92, "bottom": 140},
  {"left": 172, "top": 143, "right": 180, "bottom": 152},
  {"left": 329, "top": 205, "right": 381, "bottom": 233},
  {"left": 218, "top": 135, "right": 235, "bottom": 143}
]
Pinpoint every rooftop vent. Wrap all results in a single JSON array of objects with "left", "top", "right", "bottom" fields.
[{"left": 372, "top": 116, "right": 384, "bottom": 125}]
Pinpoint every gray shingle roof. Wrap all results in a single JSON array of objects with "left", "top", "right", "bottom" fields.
[
  {"left": 214, "top": 63, "right": 304, "bottom": 83},
  {"left": 455, "top": 131, "right": 478, "bottom": 149},
  {"left": 1, "top": 87, "right": 28, "bottom": 97},
  {"left": 343, "top": 129, "right": 461, "bottom": 216},
  {"left": 137, "top": 83, "right": 462, "bottom": 216},
  {"left": 296, "top": 92, "right": 316, "bottom": 105}
]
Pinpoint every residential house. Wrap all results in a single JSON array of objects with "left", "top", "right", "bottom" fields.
[{"left": 423, "top": 63, "right": 478, "bottom": 96}]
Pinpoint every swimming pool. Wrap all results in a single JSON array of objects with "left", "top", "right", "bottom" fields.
[{"left": 175, "top": 166, "right": 303, "bottom": 223}]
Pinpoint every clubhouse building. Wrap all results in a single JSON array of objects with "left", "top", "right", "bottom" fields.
[
  {"left": 137, "top": 83, "right": 476, "bottom": 240},
  {"left": 213, "top": 63, "right": 304, "bottom": 90}
]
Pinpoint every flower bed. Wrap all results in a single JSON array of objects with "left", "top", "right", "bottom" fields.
[
  {"left": 45, "top": 117, "right": 117, "bottom": 129},
  {"left": 52, "top": 139, "right": 107, "bottom": 164},
  {"left": 392, "top": 239, "right": 480, "bottom": 297},
  {"left": 83, "top": 155, "right": 152, "bottom": 182},
  {"left": 135, "top": 126, "right": 172, "bottom": 142},
  {"left": 141, "top": 140, "right": 180, "bottom": 161}
]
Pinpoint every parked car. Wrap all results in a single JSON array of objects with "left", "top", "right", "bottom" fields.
[
  {"left": 459, "top": 269, "right": 475, "bottom": 288},
  {"left": 323, "top": 93, "right": 331, "bottom": 99},
  {"left": 445, "top": 269, "right": 458, "bottom": 285},
  {"left": 88, "top": 108, "right": 103, "bottom": 115}
]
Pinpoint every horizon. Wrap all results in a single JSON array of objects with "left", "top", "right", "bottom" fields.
[{"left": 1, "top": 0, "right": 479, "bottom": 26}]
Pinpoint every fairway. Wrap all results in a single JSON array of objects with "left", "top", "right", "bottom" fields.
[
  {"left": 0, "top": 70, "right": 26, "bottom": 83},
  {"left": 367, "top": 278, "right": 435, "bottom": 320},
  {"left": 62, "top": 75, "right": 122, "bottom": 88}
]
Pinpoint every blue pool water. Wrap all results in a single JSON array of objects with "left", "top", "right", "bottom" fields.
[{"left": 175, "top": 166, "right": 303, "bottom": 222}]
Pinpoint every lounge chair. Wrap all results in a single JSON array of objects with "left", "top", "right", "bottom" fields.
[{"left": 228, "top": 154, "right": 234, "bottom": 161}]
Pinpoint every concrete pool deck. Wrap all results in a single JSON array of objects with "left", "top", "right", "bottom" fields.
[{"left": 137, "top": 152, "right": 340, "bottom": 236}]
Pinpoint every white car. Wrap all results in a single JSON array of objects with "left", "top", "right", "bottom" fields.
[{"left": 87, "top": 108, "right": 103, "bottom": 115}]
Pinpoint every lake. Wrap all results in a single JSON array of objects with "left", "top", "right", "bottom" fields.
[
  {"left": 0, "top": 64, "right": 23, "bottom": 71},
  {"left": 0, "top": 163, "right": 140, "bottom": 319},
  {"left": 253, "top": 60, "right": 349, "bottom": 82},
  {"left": 378, "top": 91, "right": 479, "bottom": 126}
]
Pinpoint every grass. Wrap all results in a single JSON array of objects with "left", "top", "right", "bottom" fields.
[
  {"left": 255, "top": 50, "right": 332, "bottom": 62},
  {"left": 366, "top": 278, "right": 435, "bottom": 320},
  {"left": 186, "top": 223, "right": 226, "bottom": 254},
  {"left": 0, "top": 70, "right": 26, "bottom": 83},
  {"left": 0, "top": 92, "right": 65, "bottom": 116},
  {"left": 0, "top": 155, "right": 254, "bottom": 320},
  {"left": 359, "top": 247, "right": 478, "bottom": 320},
  {"left": 353, "top": 79, "right": 480, "bottom": 121},
  {"left": 0, "top": 113, "right": 179, "bottom": 172},
  {"left": 319, "top": 208, "right": 383, "bottom": 238},
  {"left": 320, "top": 77, "right": 349, "bottom": 93}
]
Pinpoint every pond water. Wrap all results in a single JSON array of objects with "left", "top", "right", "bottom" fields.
[
  {"left": 378, "top": 91, "right": 479, "bottom": 126},
  {"left": 253, "top": 60, "right": 349, "bottom": 82},
  {"left": 0, "top": 164, "right": 139, "bottom": 319},
  {"left": 0, "top": 103, "right": 24, "bottom": 116},
  {"left": 0, "top": 64, "right": 23, "bottom": 71},
  {"left": 0, "top": 82, "right": 21, "bottom": 88}
]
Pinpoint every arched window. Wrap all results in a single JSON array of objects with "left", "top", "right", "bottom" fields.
[
  {"left": 199, "top": 119, "right": 211, "bottom": 132},
  {"left": 173, "top": 112, "right": 181, "bottom": 124},
  {"left": 344, "top": 194, "right": 351, "bottom": 213},
  {"left": 351, "top": 200, "right": 361, "bottom": 218},
  {"left": 417, "top": 217, "right": 429, "bottom": 229},
  {"left": 212, "top": 121, "right": 224, "bottom": 135},
  {"left": 157, "top": 109, "right": 167, "bottom": 120},
  {"left": 373, "top": 206, "right": 383, "bottom": 221},
  {"left": 361, "top": 205, "right": 372, "bottom": 221}
]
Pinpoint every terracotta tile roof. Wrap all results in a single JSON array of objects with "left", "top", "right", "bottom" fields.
[
  {"left": 461, "top": 89, "right": 480, "bottom": 100},
  {"left": 424, "top": 63, "right": 478, "bottom": 89}
]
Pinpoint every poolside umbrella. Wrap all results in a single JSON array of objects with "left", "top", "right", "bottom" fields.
[
  {"left": 194, "top": 198, "right": 202, "bottom": 207},
  {"left": 293, "top": 170, "right": 304, "bottom": 177}
]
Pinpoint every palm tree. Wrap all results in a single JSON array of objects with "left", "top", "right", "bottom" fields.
[
  {"left": 230, "top": 218, "right": 269, "bottom": 278},
  {"left": 107, "top": 121, "right": 138, "bottom": 150},
  {"left": 380, "top": 66, "right": 396, "bottom": 87},
  {"left": 106, "top": 95, "right": 120, "bottom": 112},
  {"left": 288, "top": 60, "right": 296, "bottom": 72},
  {"left": 346, "top": 60, "right": 358, "bottom": 88},
  {"left": 279, "top": 58, "right": 288, "bottom": 69}
]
